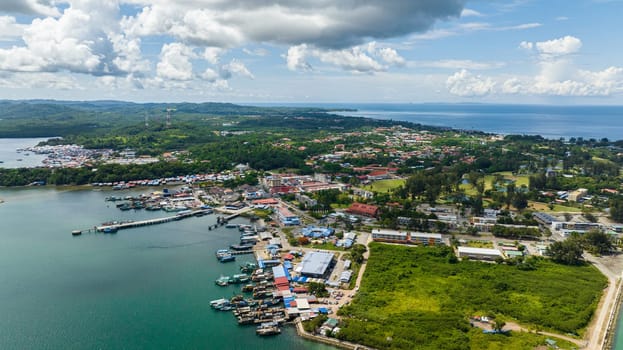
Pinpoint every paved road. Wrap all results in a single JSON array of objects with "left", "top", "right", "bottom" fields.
[{"left": 584, "top": 253, "right": 621, "bottom": 350}]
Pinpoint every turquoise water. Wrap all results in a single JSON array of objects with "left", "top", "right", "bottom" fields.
[{"left": 0, "top": 187, "right": 334, "bottom": 350}]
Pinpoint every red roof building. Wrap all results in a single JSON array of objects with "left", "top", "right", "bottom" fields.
[
  {"left": 252, "top": 198, "right": 279, "bottom": 205},
  {"left": 346, "top": 202, "right": 379, "bottom": 217}
]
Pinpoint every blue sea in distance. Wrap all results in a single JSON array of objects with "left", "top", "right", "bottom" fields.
[{"left": 259, "top": 103, "right": 623, "bottom": 141}]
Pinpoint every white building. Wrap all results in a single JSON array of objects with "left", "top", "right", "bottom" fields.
[{"left": 457, "top": 246, "right": 503, "bottom": 261}]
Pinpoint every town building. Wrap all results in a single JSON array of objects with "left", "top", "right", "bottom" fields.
[
  {"left": 346, "top": 202, "right": 379, "bottom": 217},
  {"left": 372, "top": 229, "right": 409, "bottom": 243},
  {"left": 457, "top": 246, "right": 503, "bottom": 261},
  {"left": 302, "top": 226, "right": 334, "bottom": 238},
  {"left": 409, "top": 232, "right": 444, "bottom": 245},
  {"left": 277, "top": 206, "right": 300, "bottom": 226},
  {"left": 568, "top": 188, "right": 589, "bottom": 202},
  {"left": 298, "top": 251, "right": 335, "bottom": 278}
]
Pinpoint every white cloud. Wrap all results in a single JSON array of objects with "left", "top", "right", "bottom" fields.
[
  {"left": 367, "top": 42, "right": 406, "bottom": 66},
  {"left": 220, "top": 59, "right": 254, "bottom": 79},
  {"left": 556, "top": 16, "right": 569, "bottom": 21},
  {"left": 286, "top": 42, "right": 405, "bottom": 73},
  {"left": 156, "top": 42, "right": 195, "bottom": 81},
  {"left": 519, "top": 41, "right": 533, "bottom": 50},
  {"left": 446, "top": 69, "right": 495, "bottom": 97},
  {"left": 316, "top": 47, "right": 385, "bottom": 73},
  {"left": 203, "top": 47, "right": 224, "bottom": 65},
  {"left": 286, "top": 44, "right": 312, "bottom": 71},
  {"left": 201, "top": 68, "right": 219, "bottom": 82},
  {"left": 460, "top": 9, "right": 483, "bottom": 17},
  {"left": 0, "top": 1, "right": 150, "bottom": 77},
  {"left": 413, "top": 59, "right": 504, "bottom": 70},
  {"left": 490, "top": 36, "right": 623, "bottom": 97},
  {"left": 535, "top": 36, "right": 582, "bottom": 57},
  {"left": 0, "top": 16, "right": 26, "bottom": 41},
  {"left": 243, "top": 48, "right": 269, "bottom": 57},
  {"left": 501, "top": 78, "right": 525, "bottom": 94}
]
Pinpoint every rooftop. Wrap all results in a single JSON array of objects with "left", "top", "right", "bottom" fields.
[{"left": 300, "top": 251, "right": 335, "bottom": 277}]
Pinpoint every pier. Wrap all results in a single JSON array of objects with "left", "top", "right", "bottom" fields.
[{"left": 72, "top": 209, "right": 213, "bottom": 234}]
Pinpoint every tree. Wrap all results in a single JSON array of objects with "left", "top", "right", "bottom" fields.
[
  {"left": 349, "top": 244, "right": 368, "bottom": 264},
  {"left": 546, "top": 239, "right": 583, "bottom": 265},
  {"left": 512, "top": 193, "right": 528, "bottom": 211},
  {"left": 308, "top": 282, "right": 329, "bottom": 297},
  {"left": 583, "top": 230, "right": 614, "bottom": 255},
  {"left": 610, "top": 196, "right": 623, "bottom": 223},
  {"left": 492, "top": 319, "right": 506, "bottom": 332}
]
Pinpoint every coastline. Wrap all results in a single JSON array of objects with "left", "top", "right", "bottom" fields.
[
  {"left": 603, "top": 276, "right": 623, "bottom": 349},
  {"left": 295, "top": 319, "right": 374, "bottom": 350},
  {"left": 583, "top": 255, "right": 623, "bottom": 350}
]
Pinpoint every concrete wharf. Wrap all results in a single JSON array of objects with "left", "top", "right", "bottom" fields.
[{"left": 84, "top": 209, "right": 212, "bottom": 233}]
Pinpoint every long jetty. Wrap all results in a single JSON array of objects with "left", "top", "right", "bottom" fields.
[{"left": 85, "top": 209, "right": 212, "bottom": 233}]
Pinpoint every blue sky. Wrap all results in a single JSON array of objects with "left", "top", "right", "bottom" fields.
[{"left": 0, "top": 0, "right": 621, "bottom": 104}]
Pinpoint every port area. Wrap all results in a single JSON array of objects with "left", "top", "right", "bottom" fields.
[{"left": 209, "top": 224, "right": 369, "bottom": 342}]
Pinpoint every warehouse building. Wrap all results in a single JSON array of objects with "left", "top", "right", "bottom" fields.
[
  {"left": 298, "top": 251, "right": 335, "bottom": 278},
  {"left": 457, "top": 246, "right": 503, "bottom": 261}
]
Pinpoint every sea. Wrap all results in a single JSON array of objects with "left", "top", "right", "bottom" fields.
[
  {"left": 2, "top": 103, "right": 623, "bottom": 349},
  {"left": 0, "top": 186, "right": 334, "bottom": 350},
  {"left": 264, "top": 103, "right": 623, "bottom": 141}
]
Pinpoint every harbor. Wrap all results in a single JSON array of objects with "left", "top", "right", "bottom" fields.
[{"left": 0, "top": 187, "right": 335, "bottom": 350}]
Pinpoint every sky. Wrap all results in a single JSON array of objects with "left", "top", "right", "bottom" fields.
[{"left": 0, "top": 0, "right": 621, "bottom": 104}]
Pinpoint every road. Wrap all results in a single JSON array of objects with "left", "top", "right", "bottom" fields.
[{"left": 584, "top": 253, "right": 622, "bottom": 350}]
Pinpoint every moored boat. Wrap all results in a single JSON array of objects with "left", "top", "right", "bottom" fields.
[
  {"left": 256, "top": 322, "right": 281, "bottom": 336},
  {"left": 218, "top": 254, "right": 236, "bottom": 263},
  {"left": 215, "top": 276, "right": 231, "bottom": 286}
]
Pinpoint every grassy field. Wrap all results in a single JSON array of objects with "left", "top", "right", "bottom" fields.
[
  {"left": 363, "top": 179, "right": 406, "bottom": 193},
  {"left": 461, "top": 172, "right": 530, "bottom": 196},
  {"left": 528, "top": 201, "right": 583, "bottom": 213},
  {"left": 336, "top": 243, "right": 606, "bottom": 350}
]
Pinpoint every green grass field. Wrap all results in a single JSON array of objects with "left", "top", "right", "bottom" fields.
[
  {"left": 336, "top": 243, "right": 605, "bottom": 350},
  {"left": 363, "top": 179, "right": 406, "bottom": 193},
  {"left": 461, "top": 172, "right": 531, "bottom": 196}
]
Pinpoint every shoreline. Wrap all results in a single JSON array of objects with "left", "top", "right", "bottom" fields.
[
  {"left": 603, "top": 276, "right": 623, "bottom": 349},
  {"left": 294, "top": 319, "right": 374, "bottom": 350}
]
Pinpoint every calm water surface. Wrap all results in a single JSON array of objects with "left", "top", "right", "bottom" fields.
[
  {"left": 0, "top": 138, "right": 49, "bottom": 168},
  {"left": 0, "top": 187, "right": 334, "bottom": 350}
]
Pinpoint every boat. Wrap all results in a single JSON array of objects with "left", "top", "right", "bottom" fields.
[
  {"left": 215, "top": 276, "right": 231, "bottom": 286},
  {"left": 241, "top": 284, "right": 254, "bottom": 292},
  {"left": 230, "top": 244, "right": 253, "bottom": 251},
  {"left": 118, "top": 203, "right": 132, "bottom": 211},
  {"left": 102, "top": 226, "right": 118, "bottom": 234},
  {"left": 216, "top": 249, "right": 230, "bottom": 257},
  {"left": 240, "top": 262, "right": 258, "bottom": 272},
  {"left": 225, "top": 223, "right": 238, "bottom": 229},
  {"left": 210, "top": 298, "right": 230, "bottom": 308},
  {"left": 71, "top": 230, "right": 82, "bottom": 236},
  {"left": 256, "top": 322, "right": 281, "bottom": 336},
  {"left": 232, "top": 274, "right": 250, "bottom": 283},
  {"left": 218, "top": 254, "right": 236, "bottom": 263}
]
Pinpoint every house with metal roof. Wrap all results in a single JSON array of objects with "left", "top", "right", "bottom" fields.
[
  {"left": 299, "top": 251, "right": 335, "bottom": 278},
  {"left": 457, "top": 246, "right": 503, "bottom": 261}
]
